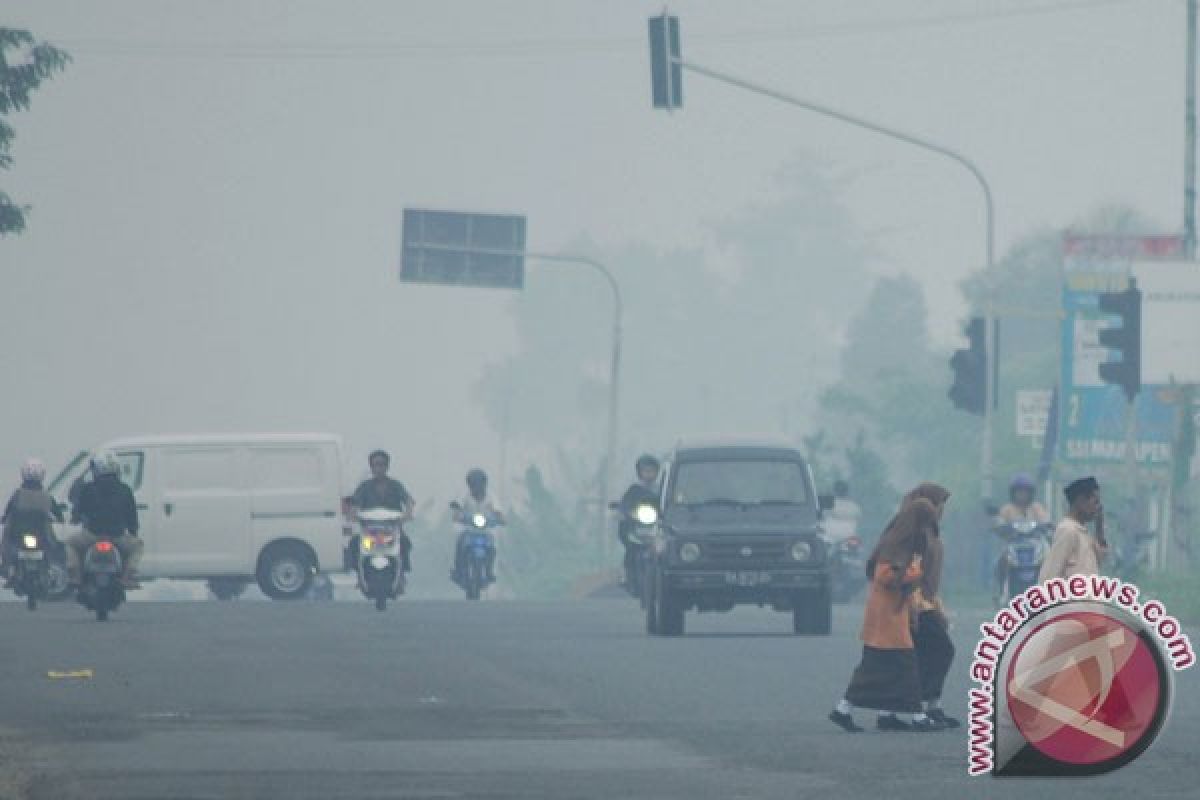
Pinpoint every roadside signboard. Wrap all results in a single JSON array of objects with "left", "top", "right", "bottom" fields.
[
  {"left": 1016, "top": 389, "right": 1053, "bottom": 437},
  {"left": 1059, "top": 234, "right": 1182, "bottom": 467},
  {"left": 401, "top": 209, "right": 526, "bottom": 290}
]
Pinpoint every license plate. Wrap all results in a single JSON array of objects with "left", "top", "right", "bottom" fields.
[
  {"left": 17, "top": 551, "right": 44, "bottom": 560},
  {"left": 725, "top": 570, "right": 768, "bottom": 587}
]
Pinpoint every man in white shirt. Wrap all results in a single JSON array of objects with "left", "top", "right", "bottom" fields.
[
  {"left": 1039, "top": 476, "right": 1107, "bottom": 582},
  {"left": 451, "top": 469, "right": 505, "bottom": 583}
]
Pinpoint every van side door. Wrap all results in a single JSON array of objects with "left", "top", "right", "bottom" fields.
[
  {"left": 249, "top": 446, "right": 338, "bottom": 569},
  {"left": 158, "top": 446, "right": 250, "bottom": 575}
]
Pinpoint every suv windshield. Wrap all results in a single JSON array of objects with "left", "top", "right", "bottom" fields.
[{"left": 671, "top": 459, "right": 810, "bottom": 507}]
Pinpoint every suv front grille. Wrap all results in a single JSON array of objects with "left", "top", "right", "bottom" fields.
[{"left": 699, "top": 537, "right": 791, "bottom": 565}]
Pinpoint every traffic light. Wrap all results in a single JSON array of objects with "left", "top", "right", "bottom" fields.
[
  {"left": 648, "top": 13, "right": 682, "bottom": 110},
  {"left": 1097, "top": 279, "right": 1142, "bottom": 403},
  {"left": 948, "top": 316, "right": 986, "bottom": 415}
]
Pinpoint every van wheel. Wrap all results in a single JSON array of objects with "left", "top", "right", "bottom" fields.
[
  {"left": 793, "top": 585, "right": 832, "bottom": 635},
  {"left": 257, "top": 544, "right": 314, "bottom": 601}
]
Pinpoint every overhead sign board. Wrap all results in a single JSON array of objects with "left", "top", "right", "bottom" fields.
[
  {"left": 1132, "top": 259, "right": 1200, "bottom": 384},
  {"left": 1059, "top": 234, "right": 1182, "bottom": 466},
  {"left": 401, "top": 209, "right": 526, "bottom": 290}
]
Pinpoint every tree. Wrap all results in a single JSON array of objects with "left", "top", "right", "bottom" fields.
[
  {"left": 474, "top": 158, "right": 874, "bottom": 490},
  {"left": 1, "top": 28, "right": 70, "bottom": 236}
]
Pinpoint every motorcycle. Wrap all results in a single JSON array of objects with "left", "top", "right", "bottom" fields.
[
  {"left": 995, "top": 519, "right": 1051, "bottom": 603},
  {"left": 11, "top": 530, "right": 53, "bottom": 610},
  {"left": 355, "top": 508, "right": 406, "bottom": 611},
  {"left": 78, "top": 537, "right": 127, "bottom": 621},
  {"left": 610, "top": 501, "right": 658, "bottom": 607},
  {"left": 451, "top": 503, "right": 500, "bottom": 601},
  {"left": 830, "top": 534, "right": 866, "bottom": 604}
]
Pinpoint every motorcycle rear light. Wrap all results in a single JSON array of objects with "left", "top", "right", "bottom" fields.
[{"left": 95, "top": 541, "right": 115, "bottom": 553}]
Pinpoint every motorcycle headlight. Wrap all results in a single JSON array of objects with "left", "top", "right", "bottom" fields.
[
  {"left": 472, "top": 513, "right": 487, "bottom": 528},
  {"left": 679, "top": 542, "right": 700, "bottom": 563},
  {"left": 634, "top": 505, "right": 658, "bottom": 526},
  {"left": 22, "top": 534, "right": 39, "bottom": 550},
  {"left": 791, "top": 541, "right": 812, "bottom": 562}
]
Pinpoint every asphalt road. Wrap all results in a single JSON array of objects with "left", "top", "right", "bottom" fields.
[{"left": 0, "top": 596, "right": 1196, "bottom": 799}]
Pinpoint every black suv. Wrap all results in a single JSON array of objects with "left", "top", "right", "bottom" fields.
[{"left": 643, "top": 440, "right": 833, "bottom": 636}]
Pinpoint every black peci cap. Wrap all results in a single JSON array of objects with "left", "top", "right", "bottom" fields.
[{"left": 1064, "top": 476, "right": 1100, "bottom": 504}]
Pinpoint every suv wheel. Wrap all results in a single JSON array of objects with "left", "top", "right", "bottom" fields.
[{"left": 793, "top": 584, "right": 832, "bottom": 635}]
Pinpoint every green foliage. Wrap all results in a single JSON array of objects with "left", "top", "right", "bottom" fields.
[
  {"left": 499, "top": 465, "right": 610, "bottom": 599},
  {"left": 0, "top": 27, "right": 70, "bottom": 236}
]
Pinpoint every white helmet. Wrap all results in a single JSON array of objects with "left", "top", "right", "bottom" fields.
[
  {"left": 20, "top": 458, "right": 46, "bottom": 483},
  {"left": 91, "top": 452, "right": 120, "bottom": 477}
]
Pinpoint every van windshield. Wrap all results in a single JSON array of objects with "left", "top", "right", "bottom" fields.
[
  {"left": 671, "top": 460, "right": 810, "bottom": 507},
  {"left": 46, "top": 451, "right": 90, "bottom": 495}
]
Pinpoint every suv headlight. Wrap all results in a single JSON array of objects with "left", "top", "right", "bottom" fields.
[
  {"left": 679, "top": 542, "right": 701, "bottom": 563},
  {"left": 791, "top": 541, "right": 812, "bottom": 562}
]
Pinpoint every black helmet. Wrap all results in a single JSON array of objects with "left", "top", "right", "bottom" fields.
[
  {"left": 466, "top": 468, "right": 487, "bottom": 490},
  {"left": 635, "top": 454, "right": 660, "bottom": 475}
]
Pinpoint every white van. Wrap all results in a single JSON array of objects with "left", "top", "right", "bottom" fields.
[{"left": 48, "top": 433, "right": 347, "bottom": 600}]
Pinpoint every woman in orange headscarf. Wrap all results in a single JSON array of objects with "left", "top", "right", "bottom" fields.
[
  {"left": 903, "top": 483, "right": 959, "bottom": 729},
  {"left": 829, "top": 497, "right": 941, "bottom": 733}
]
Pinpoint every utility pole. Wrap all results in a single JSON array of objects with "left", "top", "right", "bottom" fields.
[{"left": 1187, "top": 0, "right": 1197, "bottom": 258}]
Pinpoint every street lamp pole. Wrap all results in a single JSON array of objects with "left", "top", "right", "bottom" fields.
[{"left": 672, "top": 58, "right": 998, "bottom": 502}]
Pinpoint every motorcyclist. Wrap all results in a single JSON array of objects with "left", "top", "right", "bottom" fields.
[
  {"left": 2, "top": 459, "right": 64, "bottom": 588},
  {"left": 990, "top": 473, "right": 1050, "bottom": 604},
  {"left": 66, "top": 453, "right": 143, "bottom": 588},
  {"left": 347, "top": 450, "right": 414, "bottom": 573},
  {"left": 824, "top": 479, "right": 862, "bottom": 540},
  {"left": 451, "top": 468, "right": 504, "bottom": 584},
  {"left": 617, "top": 454, "right": 661, "bottom": 587}
]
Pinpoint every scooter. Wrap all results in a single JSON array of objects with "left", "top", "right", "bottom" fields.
[
  {"left": 11, "top": 530, "right": 52, "bottom": 611},
  {"left": 995, "top": 519, "right": 1051, "bottom": 602},
  {"left": 355, "top": 508, "right": 406, "bottom": 611},
  {"left": 830, "top": 534, "right": 866, "bottom": 604},
  {"left": 451, "top": 503, "right": 501, "bottom": 601},
  {"left": 78, "top": 537, "right": 127, "bottom": 622},
  {"left": 610, "top": 501, "right": 658, "bottom": 607}
]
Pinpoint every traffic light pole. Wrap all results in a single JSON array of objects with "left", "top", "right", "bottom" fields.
[{"left": 671, "top": 58, "right": 998, "bottom": 502}]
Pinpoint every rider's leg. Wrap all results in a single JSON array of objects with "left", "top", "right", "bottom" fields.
[
  {"left": 117, "top": 534, "right": 144, "bottom": 584},
  {"left": 485, "top": 535, "right": 496, "bottom": 581},
  {"left": 65, "top": 531, "right": 97, "bottom": 586},
  {"left": 453, "top": 532, "right": 467, "bottom": 579}
]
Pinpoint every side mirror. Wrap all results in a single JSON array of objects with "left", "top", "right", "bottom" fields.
[
  {"left": 818, "top": 494, "right": 835, "bottom": 513},
  {"left": 607, "top": 501, "right": 621, "bottom": 511},
  {"left": 449, "top": 501, "right": 463, "bottom": 512},
  {"left": 984, "top": 503, "right": 1000, "bottom": 517}
]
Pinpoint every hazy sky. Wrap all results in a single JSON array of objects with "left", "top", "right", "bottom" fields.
[{"left": 2, "top": 0, "right": 1189, "bottom": 498}]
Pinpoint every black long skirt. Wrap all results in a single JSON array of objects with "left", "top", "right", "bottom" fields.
[
  {"left": 844, "top": 646, "right": 922, "bottom": 713},
  {"left": 914, "top": 610, "right": 956, "bottom": 702}
]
